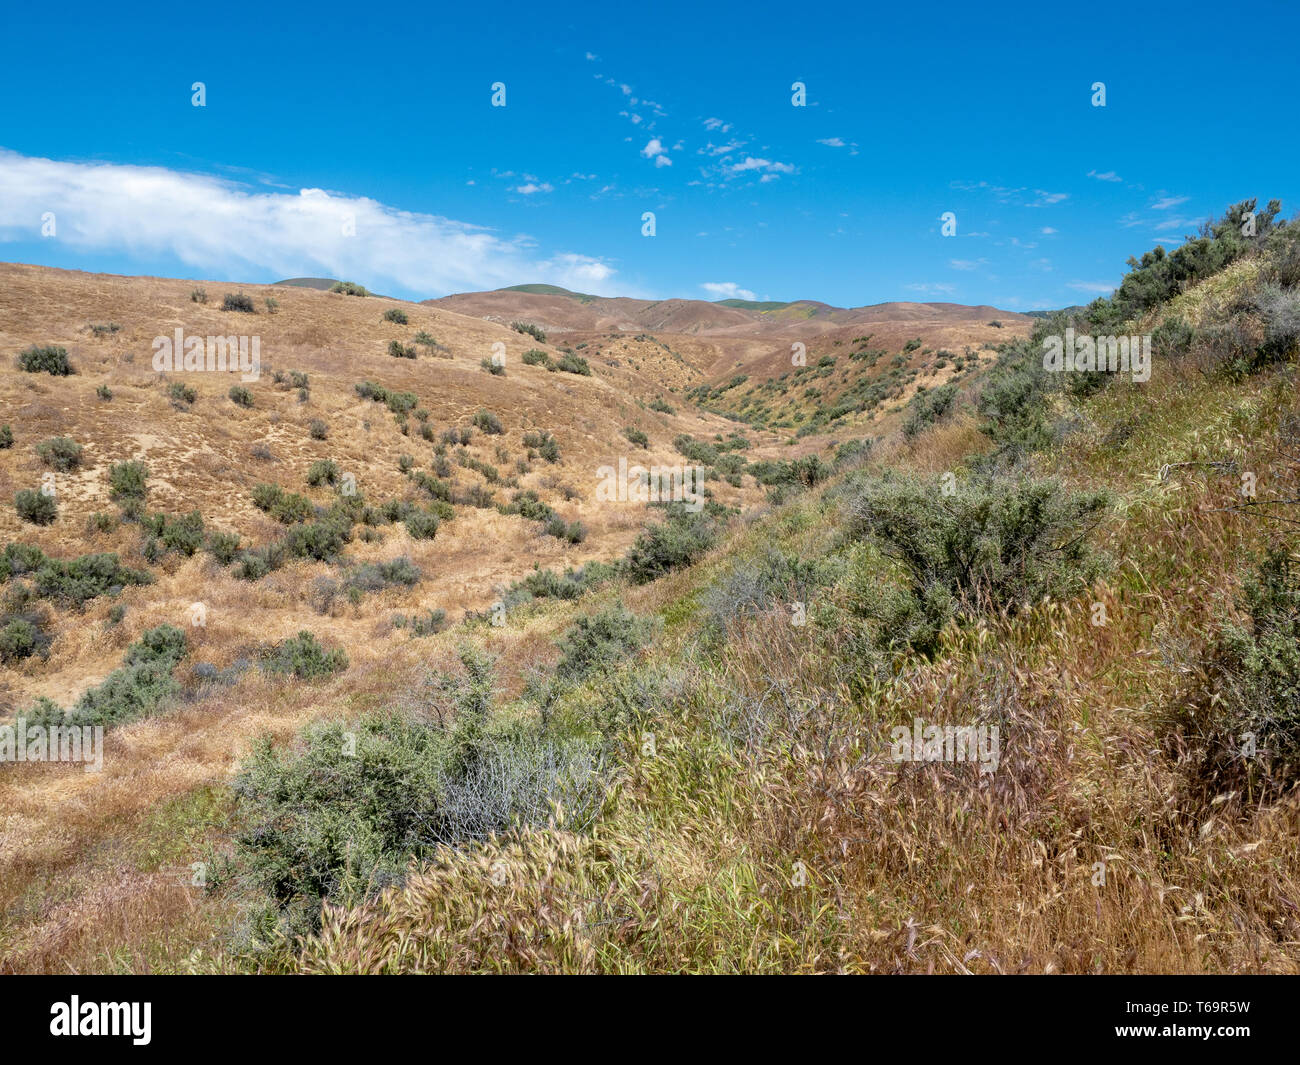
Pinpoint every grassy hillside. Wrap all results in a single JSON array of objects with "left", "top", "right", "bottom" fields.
[
  {"left": 3, "top": 199, "right": 1298, "bottom": 973},
  {"left": 231, "top": 199, "right": 1299, "bottom": 975}
]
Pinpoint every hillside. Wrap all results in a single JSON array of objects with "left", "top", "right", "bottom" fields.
[
  {"left": 2, "top": 200, "right": 1299, "bottom": 975},
  {"left": 427, "top": 287, "right": 1031, "bottom": 434}
]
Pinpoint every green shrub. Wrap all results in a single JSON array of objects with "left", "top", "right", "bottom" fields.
[
  {"left": 15, "top": 489, "right": 57, "bottom": 525},
  {"left": 167, "top": 381, "right": 197, "bottom": 406},
  {"left": 0, "top": 542, "right": 47, "bottom": 581},
  {"left": 975, "top": 336, "right": 1057, "bottom": 460},
  {"left": 521, "top": 348, "right": 551, "bottom": 367},
  {"left": 623, "top": 426, "right": 650, "bottom": 448},
  {"left": 265, "top": 297, "right": 279, "bottom": 314},
  {"left": 843, "top": 472, "right": 1110, "bottom": 656},
  {"left": 227, "top": 639, "right": 606, "bottom": 941},
  {"left": 0, "top": 618, "right": 39, "bottom": 663},
  {"left": 229, "top": 385, "right": 254, "bottom": 408},
  {"left": 97, "top": 384, "right": 113, "bottom": 400},
  {"left": 1172, "top": 548, "right": 1300, "bottom": 790},
  {"left": 405, "top": 509, "right": 440, "bottom": 540},
  {"left": 473, "top": 410, "right": 504, "bottom": 435},
  {"left": 649, "top": 396, "right": 675, "bottom": 414},
  {"left": 344, "top": 557, "right": 422, "bottom": 594},
  {"left": 389, "top": 340, "right": 416, "bottom": 359},
  {"left": 501, "top": 490, "right": 555, "bottom": 524},
  {"left": 309, "top": 418, "right": 329, "bottom": 440},
  {"left": 512, "top": 321, "right": 546, "bottom": 342},
  {"left": 330, "top": 281, "right": 369, "bottom": 296},
  {"left": 626, "top": 506, "right": 719, "bottom": 584},
  {"left": 191, "top": 288, "right": 208, "bottom": 304},
  {"left": 902, "top": 384, "right": 959, "bottom": 439},
  {"left": 36, "top": 436, "right": 83, "bottom": 471},
  {"left": 260, "top": 630, "right": 348, "bottom": 679},
  {"left": 18, "top": 345, "right": 72, "bottom": 375},
  {"left": 411, "top": 472, "right": 452, "bottom": 502},
  {"left": 285, "top": 515, "right": 351, "bottom": 560},
  {"left": 480, "top": 358, "right": 505, "bottom": 376},
  {"left": 0, "top": 425, "right": 12, "bottom": 449},
  {"left": 555, "top": 352, "right": 591, "bottom": 376},
  {"left": 505, "top": 563, "right": 614, "bottom": 607},
  {"left": 1152, "top": 314, "right": 1197, "bottom": 359},
  {"left": 206, "top": 529, "right": 242, "bottom": 564},
  {"left": 27, "top": 625, "right": 188, "bottom": 729},
  {"left": 145, "top": 510, "right": 205, "bottom": 557},
  {"left": 306, "top": 459, "right": 340, "bottom": 487},
  {"left": 32, "top": 551, "right": 151, "bottom": 606},
  {"left": 251, "top": 483, "right": 284, "bottom": 512},
  {"left": 555, "top": 602, "right": 656, "bottom": 681},
  {"left": 381, "top": 307, "right": 408, "bottom": 324},
  {"left": 234, "top": 544, "right": 284, "bottom": 580},
  {"left": 222, "top": 292, "right": 257, "bottom": 313}
]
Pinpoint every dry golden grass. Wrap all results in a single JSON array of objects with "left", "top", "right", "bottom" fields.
[
  {"left": 241, "top": 338, "right": 1300, "bottom": 976},
  {"left": 0, "top": 261, "right": 800, "bottom": 971}
]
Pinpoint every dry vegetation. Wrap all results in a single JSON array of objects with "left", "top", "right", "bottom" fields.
[{"left": 3, "top": 205, "right": 1298, "bottom": 975}]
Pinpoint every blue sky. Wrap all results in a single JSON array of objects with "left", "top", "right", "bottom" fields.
[{"left": 1, "top": 0, "right": 1297, "bottom": 310}]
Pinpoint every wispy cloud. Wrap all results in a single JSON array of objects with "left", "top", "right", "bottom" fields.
[
  {"left": 1152, "top": 194, "right": 1190, "bottom": 210},
  {"left": 816, "top": 136, "right": 859, "bottom": 155},
  {"left": 1088, "top": 169, "right": 1122, "bottom": 182},
  {"left": 1068, "top": 280, "right": 1116, "bottom": 294},
  {"left": 0, "top": 150, "right": 633, "bottom": 299}
]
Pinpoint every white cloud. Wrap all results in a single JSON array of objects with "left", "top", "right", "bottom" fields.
[
  {"left": 0, "top": 149, "right": 632, "bottom": 298},
  {"left": 1088, "top": 169, "right": 1122, "bottom": 182},
  {"left": 515, "top": 182, "right": 554, "bottom": 195},
  {"left": 1041, "top": 226, "right": 1057, "bottom": 234},
  {"left": 700, "top": 281, "right": 757, "bottom": 301},
  {"left": 1152, "top": 195, "right": 1190, "bottom": 210},
  {"left": 1068, "top": 280, "right": 1116, "bottom": 294},
  {"left": 641, "top": 138, "right": 671, "bottom": 166}
]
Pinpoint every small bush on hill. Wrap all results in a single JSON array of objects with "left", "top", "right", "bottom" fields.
[
  {"left": 15, "top": 490, "right": 57, "bottom": 525},
  {"left": 18, "top": 345, "right": 72, "bottom": 375},
  {"left": 843, "top": 472, "right": 1110, "bottom": 656},
  {"left": 626, "top": 506, "right": 719, "bottom": 584},
  {"left": 36, "top": 437, "right": 83, "bottom": 472},
  {"left": 258, "top": 630, "right": 348, "bottom": 680},
  {"left": 555, "top": 602, "right": 656, "bottom": 681},
  {"left": 512, "top": 321, "right": 546, "bottom": 342}
]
